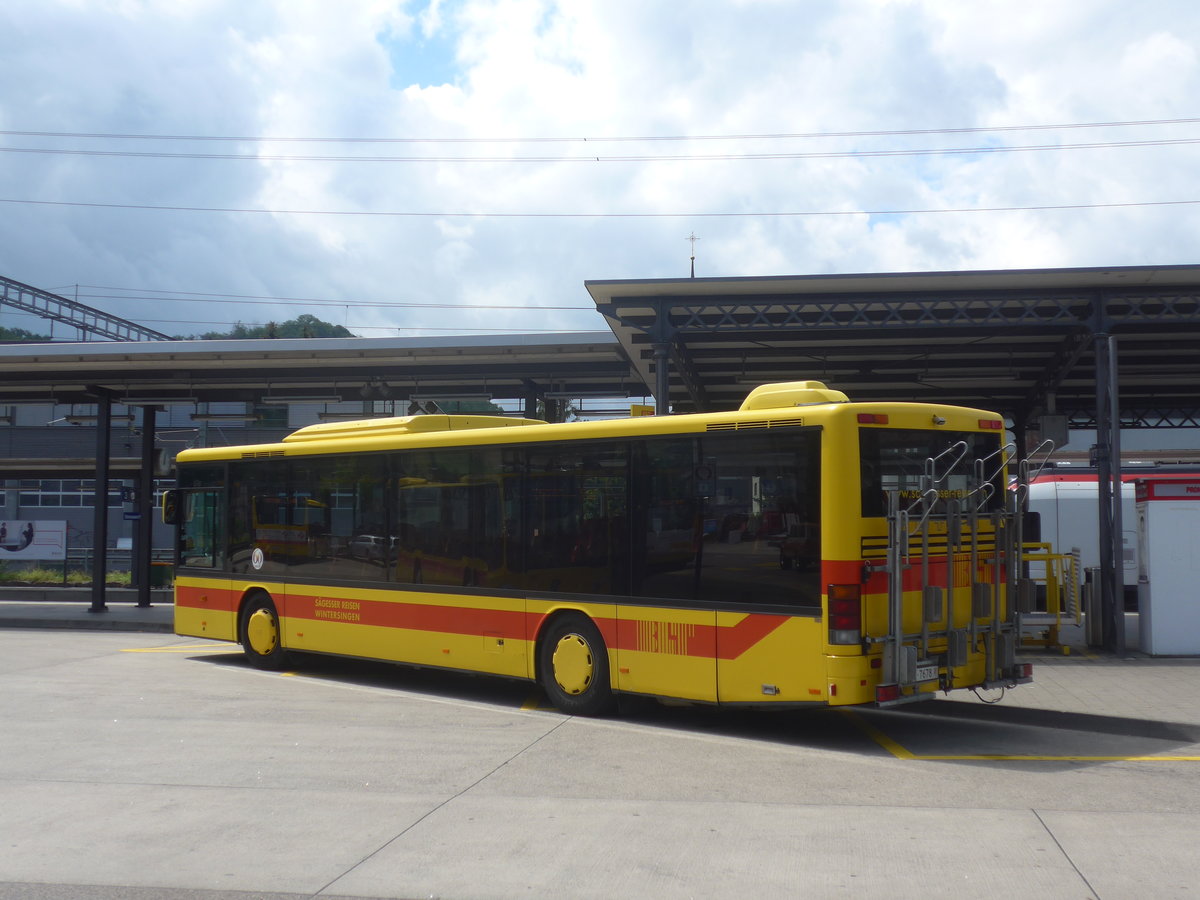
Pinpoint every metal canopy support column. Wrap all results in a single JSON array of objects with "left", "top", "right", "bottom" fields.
[
  {"left": 1092, "top": 333, "right": 1123, "bottom": 653},
  {"left": 522, "top": 383, "right": 540, "bottom": 420},
  {"left": 88, "top": 388, "right": 112, "bottom": 614},
  {"left": 652, "top": 300, "right": 672, "bottom": 416},
  {"left": 135, "top": 405, "right": 157, "bottom": 608},
  {"left": 1010, "top": 412, "right": 1028, "bottom": 466},
  {"left": 1107, "top": 337, "right": 1126, "bottom": 655},
  {"left": 652, "top": 343, "right": 670, "bottom": 414}
]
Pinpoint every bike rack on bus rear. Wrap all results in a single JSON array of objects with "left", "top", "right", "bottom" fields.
[{"left": 873, "top": 441, "right": 1048, "bottom": 705}]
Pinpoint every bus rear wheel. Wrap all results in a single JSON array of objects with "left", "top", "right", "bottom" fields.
[
  {"left": 240, "top": 592, "right": 290, "bottom": 670},
  {"left": 538, "top": 614, "right": 615, "bottom": 717}
]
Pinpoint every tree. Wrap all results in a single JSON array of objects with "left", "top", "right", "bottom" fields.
[
  {"left": 0, "top": 326, "right": 52, "bottom": 342},
  {"left": 193, "top": 314, "right": 355, "bottom": 340},
  {"left": 436, "top": 399, "right": 508, "bottom": 416}
]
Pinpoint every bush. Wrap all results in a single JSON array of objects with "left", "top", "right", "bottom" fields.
[{"left": 0, "top": 567, "right": 133, "bottom": 586}]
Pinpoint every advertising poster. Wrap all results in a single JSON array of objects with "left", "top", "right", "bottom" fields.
[{"left": 0, "top": 520, "right": 68, "bottom": 561}]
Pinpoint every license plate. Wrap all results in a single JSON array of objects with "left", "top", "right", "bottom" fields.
[{"left": 915, "top": 662, "right": 938, "bottom": 683}]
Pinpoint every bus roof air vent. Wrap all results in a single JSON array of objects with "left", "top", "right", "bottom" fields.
[
  {"left": 283, "top": 414, "right": 548, "bottom": 443},
  {"left": 739, "top": 381, "right": 850, "bottom": 411}
]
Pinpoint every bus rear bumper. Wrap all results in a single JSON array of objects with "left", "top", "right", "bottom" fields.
[
  {"left": 873, "top": 688, "right": 937, "bottom": 708},
  {"left": 982, "top": 662, "right": 1034, "bottom": 690}
]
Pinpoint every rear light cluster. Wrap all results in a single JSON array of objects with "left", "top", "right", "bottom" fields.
[
  {"left": 978, "top": 418, "right": 1004, "bottom": 430},
  {"left": 857, "top": 413, "right": 889, "bottom": 425},
  {"left": 875, "top": 684, "right": 901, "bottom": 703},
  {"left": 828, "top": 584, "right": 862, "bottom": 645}
]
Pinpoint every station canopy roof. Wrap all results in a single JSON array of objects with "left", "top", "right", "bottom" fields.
[
  {"left": 2, "top": 263, "right": 1200, "bottom": 429},
  {"left": 0, "top": 331, "right": 644, "bottom": 412},
  {"left": 588, "top": 264, "right": 1200, "bottom": 428}
]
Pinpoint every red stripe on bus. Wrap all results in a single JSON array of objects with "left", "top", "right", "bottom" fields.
[
  {"left": 715, "top": 614, "right": 788, "bottom": 659},
  {"left": 286, "top": 593, "right": 528, "bottom": 640},
  {"left": 825, "top": 558, "right": 1006, "bottom": 594},
  {"left": 610, "top": 613, "right": 786, "bottom": 660},
  {"left": 175, "top": 584, "right": 239, "bottom": 611},
  {"left": 180, "top": 583, "right": 787, "bottom": 661},
  {"left": 288, "top": 592, "right": 785, "bottom": 662}
]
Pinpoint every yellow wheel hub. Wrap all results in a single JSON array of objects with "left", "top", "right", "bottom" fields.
[
  {"left": 551, "top": 633, "right": 594, "bottom": 695},
  {"left": 246, "top": 608, "right": 278, "bottom": 656}
]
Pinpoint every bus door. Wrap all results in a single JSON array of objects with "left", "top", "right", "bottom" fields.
[
  {"left": 698, "top": 432, "right": 823, "bottom": 703},
  {"left": 621, "top": 438, "right": 716, "bottom": 702},
  {"left": 171, "top": 479, "right": 236, "bottom": 641}
]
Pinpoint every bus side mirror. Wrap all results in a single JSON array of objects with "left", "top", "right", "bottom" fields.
[{"left": 162, "top": 489, "right": 180, "bottom": 526}]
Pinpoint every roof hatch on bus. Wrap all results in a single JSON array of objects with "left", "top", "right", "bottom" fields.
[
  {"left": 282, "top": 414, "right": 548, "bottom": 443},
  {"left": 739, "top": 381, "right": 850, "bottom": 411}
]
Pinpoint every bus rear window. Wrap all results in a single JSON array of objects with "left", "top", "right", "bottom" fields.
[{"left": 860, "top": 428, "right": 1004, "bottom": 518}]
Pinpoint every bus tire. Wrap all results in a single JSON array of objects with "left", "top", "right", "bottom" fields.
[
  {"left": 240, "top": 592, "right": 290, "bottom": 670},
  {"left": 538, "top": 613, "right": 615, "bottom": 717}
]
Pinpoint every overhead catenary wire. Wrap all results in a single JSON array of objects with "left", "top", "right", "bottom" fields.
[
  {"left": 6, "top": 115, "right": 1196, "bottom": 338},
  {"left": 3, "top": 115, "right": 1195, "bottom": 219},
  {"left": 3, "top": 115, "right": 1198, "bottom": 143},
  {"left": 2, "top": 136, "right": 1198, "bottom": 163},
  {"left": 4, "top": 196, "right": 1199, "bottom": 219}
]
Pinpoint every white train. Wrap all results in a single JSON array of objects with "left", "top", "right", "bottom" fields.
[{"left": 1026, "top": 465, "right": 1200, "bottom": 606}]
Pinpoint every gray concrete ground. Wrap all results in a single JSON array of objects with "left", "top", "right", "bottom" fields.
[
  {"left": 0, "top": 596, "right": 173, "bottom": 631},
  {"left": 1, "top": 595, "right": 1198, "bottom": 899}
]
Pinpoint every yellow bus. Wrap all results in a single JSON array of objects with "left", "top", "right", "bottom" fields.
[{"left": 165, "top": 380, "right": 1033, "bottom": 715}]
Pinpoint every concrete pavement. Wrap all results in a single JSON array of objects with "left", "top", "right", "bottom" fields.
[
  {"left": 1, "top": 628, "right": 1198, "bottom": 899},
  {"left": 0, "top": 587, "right": 174, "bottom": 632},
  {"left": 2, "top": 597, "right": 1198, "bottom": 899}
]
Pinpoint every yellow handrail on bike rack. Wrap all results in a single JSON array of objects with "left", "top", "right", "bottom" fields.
[{"left": 1020, "top": 542, "right": 1082, "bottom": 650}]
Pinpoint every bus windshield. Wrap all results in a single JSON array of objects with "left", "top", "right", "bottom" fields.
[{"left": 859, "top": 428, "right": 1004, "bottom": 517}]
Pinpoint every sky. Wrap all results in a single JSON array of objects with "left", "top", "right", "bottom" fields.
[{"left": 1, "top": 0, "right": 1198, "bottom": 340}]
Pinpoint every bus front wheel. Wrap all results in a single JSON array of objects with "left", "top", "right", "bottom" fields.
[
  {"left": 538, "top": 614, "right": 615, "bottom": 717},
  {"left": 240, "top": 592, "right": 290, "bottom": 670}
]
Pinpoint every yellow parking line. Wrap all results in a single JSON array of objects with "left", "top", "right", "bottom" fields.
[
  {"left": 839, "top": 709, "right": 1200, "bottom": 762},
  {"left": 840, "top": 710, "right": 916, "bottom": 759},
  {"left": 918, "top": 754, "right": 1200, "bottom": 761}
]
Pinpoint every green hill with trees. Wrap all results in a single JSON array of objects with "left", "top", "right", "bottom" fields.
[
  {"left": 1, "top": 314, "right": 355, "bottom": 342},
  {"left": 0, "top": 325, "right": 52, "bottom": 342},
  {"left": 195, "top": 314, "right": 355, "bottom": 339}
]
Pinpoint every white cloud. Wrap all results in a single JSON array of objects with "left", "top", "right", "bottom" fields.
[{"left": 0, "top": 0, "right": 1198, "bottom": 338}]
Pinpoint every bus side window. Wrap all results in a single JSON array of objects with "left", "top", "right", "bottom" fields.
[
  {"left": 180, "top": 489, "right": 224, "bottom": 569},
  {"left": 690, "top": 431, "right": 821, "bottom": 608},
  {"left": 525, "top": 443, "right": 628, "bottom": 595},
  {"left": 631, "top": 437, "right": 700, "bottom": 601},
  {"left": 228, "top": 460, "right": 288, "bottom": 574}
]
